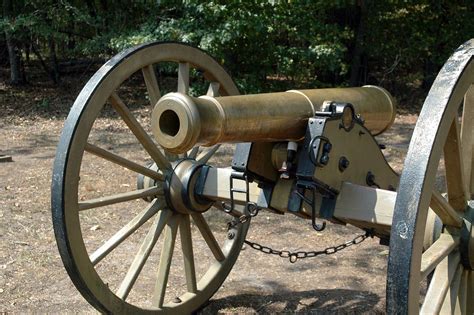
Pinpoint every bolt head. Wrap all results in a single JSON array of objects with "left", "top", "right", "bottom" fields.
[
  {"left": 339, "top": 157, "right": 350, "bottom": 171},
  {"left": 320, "top": 154, "right": 329, "bottom": 165},
  {"left": 323, "top": 143, "right": 332, "bottom": 152}
]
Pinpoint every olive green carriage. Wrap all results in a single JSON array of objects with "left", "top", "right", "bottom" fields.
[{"left": 51, "top": 40, "right": 474, "bottom": 314}]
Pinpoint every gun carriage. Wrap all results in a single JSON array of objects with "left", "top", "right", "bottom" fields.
[{"left": 51, "top": 40, "right": 474, "bottom": 314}]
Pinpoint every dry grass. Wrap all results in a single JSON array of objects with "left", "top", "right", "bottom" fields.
[{"left": 0, "top": 70, "right": 436, "bottom": 313}]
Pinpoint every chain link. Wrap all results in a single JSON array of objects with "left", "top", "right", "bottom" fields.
[
  {"left": 244, "top": 232, "right": 371, "bottom": 263},
  {"left": 227, "top": 208, "right": 373, "bottom": 263},
  {"left": 226, "top": 204, "right": 260, "bottom": 229}
]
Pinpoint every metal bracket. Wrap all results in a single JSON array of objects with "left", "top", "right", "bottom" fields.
[
  {"left": 296, "top": 116, "right": 329, "bottom": 179},
  {"left": 231, "top": 143, "right": 252, "bottom": 172},
  {"left": 295, "top": 181, "right": 327, "bottom": 231},
  {"left": 222, "top": 171, "right": 259, "bottom": 215}
]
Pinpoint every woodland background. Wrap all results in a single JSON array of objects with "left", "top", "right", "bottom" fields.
[
  {"left": 1, "top": 1, "right": 473, "bottom": 107},
  {"left": 1, "top": 1, "right": 473, "bottom": 312}
]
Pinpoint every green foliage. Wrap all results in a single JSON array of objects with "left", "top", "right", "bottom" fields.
[
  {"left": 107, "top": 1, "right": 353, "bottom": 92},
  {"left": 2, "top": 0, "right": 474, "bottom": 99},
  {"left": 364, "top": 2, "right": 474, "bottom": 89}
]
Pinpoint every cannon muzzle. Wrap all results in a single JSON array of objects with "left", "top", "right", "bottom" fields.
[{"left": 152, "top": 86, "right": 396, "bottom": 153}]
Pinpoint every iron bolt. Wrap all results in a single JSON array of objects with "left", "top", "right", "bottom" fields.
[
  {"left": 227, "top": 231, "right": 235, "bottom": 239},
  {"left": 339, "top": 157, "right": 350, "bottom": 172},
  {"left": 319, "top": 154, "right": 329, "bottom": 165},
  {"left": 366, "top": 171, "right": 377, "bottom": 186},
  {"left": 323, "top": 143, "right": 332, "bottom": 152}
]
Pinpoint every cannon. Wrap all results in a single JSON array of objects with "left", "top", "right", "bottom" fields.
[{"left": 51, "top": 40, "right": 474, "bottom": 314}]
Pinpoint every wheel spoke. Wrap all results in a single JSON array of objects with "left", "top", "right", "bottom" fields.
[
  {"left": 116, "top": 209, "right": 172, "bottom": 300},
  {"left": 443, "top": 117, "right": 468, "bottom": 211},
  {"left": 187, "top": 147, "right": 200, "bottom": 159},
  {"left": 197, "top": 145, "right": 221, "bottom": 164},
  {"left": 89, "top": 200, "right": 160, "bottom": 265},
  {"left": 420, "top": 233, "right": 460, "bottom": 279},
  {"left": 440, "top": 263, "right": 463, "bottom": 314},
  {"left": 461, "top": 84, "right": 474, "bottom": 198},
  {"left": 109, "top": 92, "right": 171, "bottom": 171},
  {"left": 178, "top": 62, "right": 190, "bottom": 94},
  {"left": 79, "top": 186, "right": 161, "bottom": 211},
  {"left": 456, "top": 269, "right": 469, "bottom": 315},
  {"left": 468, "top": 271, "right": 474, "bottom": 315},
  {"left": 142, "top": 65, "right": 161, "bottom": 106},
  {"left": 85, "top": 143, "right": 164, "bottom": 181},
  {"left": 165, "top": 151, "right": 180, "bottom": 162},
  {"left": 430, "top": 191, "right": 463, "bottom": 227},
  {"left": 180, "top": 215, "right": 197, "bottom": 293},
  {"left": 420, "top": 251, "right": 461, "bottom": 314},
  {"left": 190, "top": 213, "right": 224, "bottom": 262},
  {"left": 206, "top": 82, "right": 220, "bottom": 97},
  {"left": 152, "top": 214, "right": 181, "bottom": 308}
]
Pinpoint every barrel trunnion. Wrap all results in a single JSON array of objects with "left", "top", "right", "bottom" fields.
[{"left": 52, "top": 40, "right": 474, "bottom": 314}]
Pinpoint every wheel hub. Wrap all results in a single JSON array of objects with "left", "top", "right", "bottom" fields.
[
  {"left": 163, "top": 159, "right": 213, "bottom": 214},
  {"left": 136, "top": 162, "right": 164, "bottom": 202}
]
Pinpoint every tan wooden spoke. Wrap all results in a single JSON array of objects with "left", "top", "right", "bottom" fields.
[
  {"left": 467, "top": 271, "right": 474, "bottom": 314},
  {"left": 85, "top": 143, "right": 164, "bottom": 181},
  {"left": 461, "top": 84, "right": 474, "bottom": 198},
  {"left": 179, "top": 214, "right": 197, "bottom": 293},
  {"left": 206, "top": 82, "right": 220, "bottom": 97},
  {"left": 197, "top": 144, "right": 221, "bottom": 164},
  {"left": 420, "top": 251, "right": 461, "bottom": 314},
  {"left": 420, "top": 233, "right": 460, "bottom": 280},
  {"left": 89, "top": 200, "right": 161, "bottom": 265},
  {"left": 187, "top": 146, "right": 200, "bottom": 159},
  {"left": 109, "top": 92, "right": 171, "bottom": 171},
  {"left": 164, "top": 151, "right": 180, "bottom": 162},
  {"left": 152, "top": 214, "right": 181, "bottom": 308},
  {"left": 444, "top": 117, "right": 468, "bottom": 211},
  {"left": 79, "top": 186, "right": 161, "bottom": 211},
  {"left": 440, "top": 263, "right": 464, "bottom": 314},
  {"left": 116, "top": 209, "right": 172, "bottom": 300},
  {"left": 457, "top": 269, "right": 469, "bottom": 315},
  {"left": 142, "top": 64, "right": 161, "bottom": 106},
  {"left": 178, "top": 62, "right": 190, "bottom": 94},
  {"left": 430, "top": 191, "right": 463, "bottom": 227},
  {"left": 190, "top": 213, "right": 225, "bottom": 261}
]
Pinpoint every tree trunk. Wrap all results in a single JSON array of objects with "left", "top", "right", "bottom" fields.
[
  {"left": 3, "top": 0, "right": 24, "bottom": 85},
  {"left": 349, "top": 0, "right": 367, "bottom": 86},
  {"left": 31, "top": 42, "right": 57, "bottom": 84},
  {"left": 48, "top": 37, "right": 60, "bottom": 84},
  {"left": 0, "top": 36, "right": 8, "bottom": 65}
]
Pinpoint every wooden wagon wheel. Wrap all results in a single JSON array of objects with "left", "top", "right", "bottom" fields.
[
  {"left": 387, "top": 39, "right": 474, "bottom": 314},
  {"left": 51, "top": 42, "right": 249, "bottom": 313}
]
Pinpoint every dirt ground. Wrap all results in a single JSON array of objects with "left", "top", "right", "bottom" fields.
[{"left": 0, "top": 75, "right": 420, "bottom": 314}]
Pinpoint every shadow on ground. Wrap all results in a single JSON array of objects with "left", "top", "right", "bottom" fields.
[{"left": 200, "top": 285, "right": 381, "bottom": 314}]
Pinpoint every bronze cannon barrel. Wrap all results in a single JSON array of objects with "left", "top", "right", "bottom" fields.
[{"left": 151, "top": 86, "right": 396, "bottom": 153}]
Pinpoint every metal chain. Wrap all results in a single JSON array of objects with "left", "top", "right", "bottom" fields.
[
  {"left": 227, "top": 207, "right": 373, "bottom": 263},
  {"left": 226, "top": 204, "right": 260, "bottom": 230},
  {"left": 244, "top": 232, "right": 371, "bottom": 263}
]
